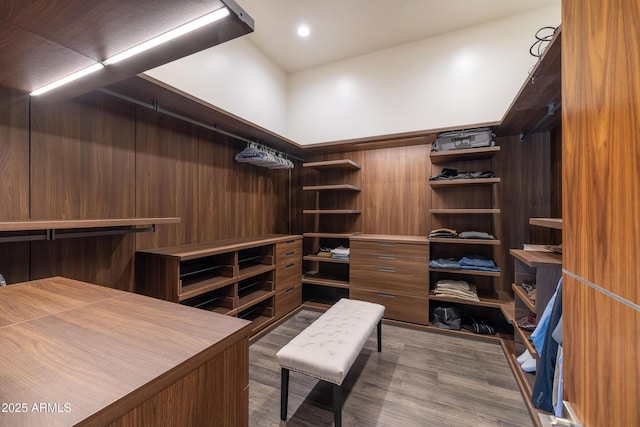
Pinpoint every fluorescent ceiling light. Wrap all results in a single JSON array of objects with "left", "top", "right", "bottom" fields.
[
  {"left": 30, "top": 63, "right": 104, "bottom": 96},
  {"left": 104, "top": 7, "right": 230, "bottom": 65}
]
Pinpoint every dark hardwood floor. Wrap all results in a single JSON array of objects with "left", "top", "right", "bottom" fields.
[{"left": 249, "top": 309, "right": 532, "bottom": 427}]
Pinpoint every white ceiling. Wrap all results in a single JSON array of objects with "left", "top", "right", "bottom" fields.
[{"left": 236, "top": 0, "right": 560, "bottom": 73}]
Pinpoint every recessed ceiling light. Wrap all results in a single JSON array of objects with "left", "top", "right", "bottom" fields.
[{"left": 297, "top": 24, "right": 310, "bottom": 38}]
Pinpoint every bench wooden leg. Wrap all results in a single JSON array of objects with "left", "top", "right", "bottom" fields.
[
  {"left": 333, "top": 382, "right": 342, "bottom": 427},
  {"left": 281, "top": 368, "right": 289, "bottom": 420},
  {"left": 377, "top": 320, "right": 382, "bottom": 352}
]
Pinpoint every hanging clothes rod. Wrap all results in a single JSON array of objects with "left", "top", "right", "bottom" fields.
[{"left": 98, "top": 88, "right": 304, "bottom": 162}]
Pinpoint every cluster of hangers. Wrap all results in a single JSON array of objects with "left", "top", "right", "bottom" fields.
[{"left": 235, "top": 142, "right": 294, "bottom": 169}]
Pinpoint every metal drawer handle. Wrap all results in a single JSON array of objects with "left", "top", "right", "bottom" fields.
[
  {"left": 285, "top": 263, "right": 296, "bottom": 269},
  {"left": 285, "top": 251, "right": 296, "bottom": 257},
  {"left": 378, "top": 254, "right": 396, "bottom": 260},
  {"left": 378, "top": 292, "right": 396, "bottom": 298},
  {"left": 377, "top": 266, "right": 396, "bottom": 273},
  {"left": 285, "top": 287, "right": 295, "bottom": 294},
  {"left": 285, "top": 239, "right": 295, "bottom": 243},
  {"left": 378, "top": 242, "right": 396, "bottom": 247}
]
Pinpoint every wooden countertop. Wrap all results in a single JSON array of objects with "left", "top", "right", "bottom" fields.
[
  {"left": 138, "top": 234, "right": 302, "bottom": 260},
  {"left": 0, "top": 277, "right": 251, "bottom": 426}
]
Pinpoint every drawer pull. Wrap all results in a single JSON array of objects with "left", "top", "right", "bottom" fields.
[
  {"left": 377, "top": 266, "right": 396, "bottom": 273},
  {"left": 378, "top": 242, "right": 396, "bottom": 247},
  {"left": 378, "top": 254, "right": 396, "bottom": 260},
  {"left": 378, "top": 292, "right": 396, "bottom": 298},
  {"left": 285, "top": 263, "right": 296, "bottom": 269},
  {"left": 285, "top": 287, "right": 295, "bottom": 294},
  {"left": 285, "top": 239, "right": 295, "bottom": 243},
  {"left": 285, "top": 251, "right": 296, "bottom": 257}
]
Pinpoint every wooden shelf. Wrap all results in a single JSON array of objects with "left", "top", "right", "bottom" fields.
[
  {"left": 429, "top": 290, "right": 512, "bottom": 310},
  {"left": 302, "top": 272, "right": 350, "bottom": 289},
  {"left": 513, "top": 283, "right": 536, "bottom": 311},
  {"left": 429, "top": 237, "right": 500, "bottom": 245},
  {"left": 529, "top": 217, "right": 563, "bottom": 230},
  {"left": 303, "top": 232, "right": 362, "bottom": 238},
  {"left": 430, "top": 208, "right": 500, "bottom": 214},
  {"left": 303, "top": 255, "right": 350, "bottom": 264},
  {"left": 514, "top": 324, "right": 538, "bottom": 358},
  {"left": 237, "top": 290, "right": 275, "bottom": 313},
  {"left": 429, "top": 146, "right": 501, "bottom": 164},
  {"left": 0, "top": 217, "right": 180, "bottom": 243},
  {"left": 428, "top": 267, "right": 501, "bottom": 277},
  {"left": 303, "top": 184, "right": 361, "bottom": 191},
  {"left": 303, "top": 209, "right": 362, "bottom": 214},
  {"left": 178, "top": 276, "right": 236, "bottom": 302},
  {"left": 303, "top": 159, "right": 361, "bottom": 169},
  {"left": 510, "top": 249, "right": 562, "bottom": 267},
  {"left": 429, "top": 178, "right": 501, "bottom": 187},
  {"left": 237, "top": 264, "right": 275, "bottom": 281}
]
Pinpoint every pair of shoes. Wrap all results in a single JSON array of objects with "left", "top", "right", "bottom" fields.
[
  {"left": 521, "top": 281, "right": 536, "bottom": 293},
  {"left": 462, "top": 316, "right": 495, "bottom": 335},
  {"left": 517, "top": 350, "right": 536, "bottom": 373},
  {"left": 517, "top": 311, "right": 537, "bottom": 331}
]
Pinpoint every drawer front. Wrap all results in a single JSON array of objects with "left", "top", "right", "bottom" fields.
[
  {"left": 350, "top": 289, "right": 429, "bottom": 325},
  {"left": 275, "top": 259, "right": 302, "bottom": 291},
  {"left": 350, "top": 264, "right": 429, "bottom": 297},
  {"left": 350, "top": 240, "right": 429, "bottom": 259},
  {"left": 276, "top": 239, "right": 302, "bottom": 267},
  {"left": 275, "top": 284, "right": 302, "bottom": 318}
]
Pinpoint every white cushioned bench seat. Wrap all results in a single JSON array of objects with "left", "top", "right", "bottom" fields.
[{"left": 276, "top": 298, "right": 385, "bottom": 426}]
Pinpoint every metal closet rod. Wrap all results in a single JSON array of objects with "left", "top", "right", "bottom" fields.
[{"left": 98, "top": 88, "right": 304, "bottom": 161}]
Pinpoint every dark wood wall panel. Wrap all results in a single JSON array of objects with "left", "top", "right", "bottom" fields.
[
  {"left": 0, "top": 88, "right": 30, "bottom": 283},
  {"left": 28, "top": 92, "right": 137, "bottom": 289},
  {"left": 362, "top": 145, "right": 429, "bottom": 236},
  {"left": 563, "top": 276, "right": 640, "bottom": 426},
  {"left": 134, "top": 108, "right": 199, "bottom": 250},
  {"left": 562, "top": 0, "right": 640, "bottom": 424},
  {"left": 30, "top": 93, "right": 136, "bottom": 219}
]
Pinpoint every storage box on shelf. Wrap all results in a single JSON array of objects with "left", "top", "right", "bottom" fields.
[
  {"left": 350, "top": 234, "right": 430, "bottom": 325},
  {"left": 135, "top": 234, "right": 302, "bottom": 335},
  {"left": 302, "top": 159, "right": 362, "bottom": 307},
  {"left": 508, "top": 219, "right": 563, "bottom": 397},
  {"left": 428, "top": 145, "right": 512, "bottom": 336}
]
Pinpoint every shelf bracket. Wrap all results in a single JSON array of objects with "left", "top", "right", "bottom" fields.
[{"left": 0, "top": 231, "right": 48, "bottom": 243}]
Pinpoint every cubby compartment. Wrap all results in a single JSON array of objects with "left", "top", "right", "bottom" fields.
[
  {"left": 179, "top": 253, "right": 235, "bottom": 301},
  {"left": 302, "top": 282, "right": 348, "bottom": 308},
  {"left": 238, "top": 245, "right": 274, "bottom": 280},
  {"left": 238, "top": 297, "right": 275, "bottom": 333},
  {"left": 237, "top": 271, "right": 274, "bottom": 312},
  {"left": 180, "top": 284, "right": 236, "bottom": 315}
]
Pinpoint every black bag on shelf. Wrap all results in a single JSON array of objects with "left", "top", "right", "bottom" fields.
[
  {"left": 432, "top": 306, "right": 462, "bottom": 330},
  {"left": 432, "top": 128, "right": 495, "bottom": 152}
]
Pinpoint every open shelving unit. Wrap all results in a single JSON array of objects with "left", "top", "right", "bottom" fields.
[
  {"left": 302, "top": 158, "right": 362, "bottom": 306},
  {"left": 135, "top": 234, "right": 302, "bottom": 336}
]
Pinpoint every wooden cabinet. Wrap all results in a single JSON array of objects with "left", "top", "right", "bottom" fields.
[
  {"left": 135, "top": 234, "right": 302, "bottom": 335},
  {"left": 350, "top": 234, "right": 429, "bottom": 325},
  {"left": 302, "top": 159, "right": 362, "bottom": 307}
]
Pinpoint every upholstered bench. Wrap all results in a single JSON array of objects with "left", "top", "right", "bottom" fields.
[{"left": 276, "top": 298, "right": 385, "bottom": 427}]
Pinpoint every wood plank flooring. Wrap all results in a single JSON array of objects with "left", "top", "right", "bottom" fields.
[{"left": 249, "top": 309, "right": 532, "bottom": 427}]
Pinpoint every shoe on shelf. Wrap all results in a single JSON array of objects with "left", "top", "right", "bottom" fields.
[
  {"left": 517, "top": 349, "right": 531, "bottom": 365},
  {"left": 521, "top": 355, "right": 536, "bottom": 373},
  {"left": 517, "top": 311, "right": 537, "bottom": 331}
]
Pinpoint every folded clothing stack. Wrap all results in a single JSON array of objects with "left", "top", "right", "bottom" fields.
[
  {"left": 330, "top": 246, "right": 350, "bottom": 260},
  {"left": 433, "top": 279, "right": 479, "bottom": 301},
  {"left": 428, "top": 228, "right": 457, "bottom": 238},
  {"left": 429, "top": 168, "right": 495, "bottom": 181},
  {"left": 316, "top": 247, "right": 332, "bottom": 257},
  {"left": 429, "top": 256, "right": 500, "bottom": 272}
]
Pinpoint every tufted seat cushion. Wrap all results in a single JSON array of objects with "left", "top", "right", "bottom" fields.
[{"left": 276, "top": 298, "right": 385, "bottom": 385}]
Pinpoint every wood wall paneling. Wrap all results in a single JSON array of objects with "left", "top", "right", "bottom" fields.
[
  {"left": 134, "top": 107, "right": 199, "bottom": 250},
  {"left": 562, "top": 0, "right": 640, "bottom": 424},
  {"left": 28, "top": 92, "right": 137, "bottom": 290},
  {"left": 362, "top": 145, "right": 429, "bottom": 236},
  {"left": 0, "top": 87, "right": 30, "bottom": 283},
  {"left": 563, "top": 276, "right": 640, "bottom": 427}
]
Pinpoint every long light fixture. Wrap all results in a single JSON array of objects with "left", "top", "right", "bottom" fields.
[
  {"left": 104, "top": 7, "right": 230, "bottom": 65},
  {"left": 30, "top": 6, "right": 230, "bottom": 96},
  {"left": 30, "top": 63, "right": 104, "bottom": 96}
]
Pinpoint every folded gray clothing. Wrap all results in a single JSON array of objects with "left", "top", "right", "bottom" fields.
[
  {"left": 435, "top": 279, "right": 471, "bottom": 290},
  {"left": 458, "top": 231, "right": 495, "bottom": 240}
]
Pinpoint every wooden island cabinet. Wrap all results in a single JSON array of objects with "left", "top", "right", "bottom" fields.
[{"left": 0, "top": 276, "right": 252, "bottom": 427}]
